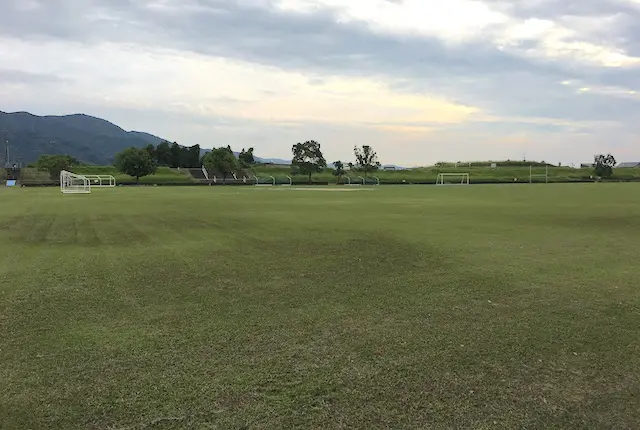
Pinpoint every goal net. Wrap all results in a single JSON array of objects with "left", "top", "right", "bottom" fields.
[
  {"left": 60, "top": 170, "right": 91, "bottom": 194},
  {"left": 529, "top": 165, "right": 548, "bottom": 183},
  {"left": 83, "top": 174, "right": 116, "bottom": 187},
  {"left": 436, "top": 173, "right": 470, "bottom": 185}
]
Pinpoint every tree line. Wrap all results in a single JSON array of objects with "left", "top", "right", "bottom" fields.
[
  {"left": 112, "top": 140, "right": 379, "bottom": 183},
  {"left": 142, "top": 141, "right": 201, "bottom": 168},
  {"left": 32, "top": 142, "right": 619, "bottom": 183}
]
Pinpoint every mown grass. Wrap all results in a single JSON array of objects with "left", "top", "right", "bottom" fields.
[{"left": 1, "top": 184, "right": 639, "bottom": 429}]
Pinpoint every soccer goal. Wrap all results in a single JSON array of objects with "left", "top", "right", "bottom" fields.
[
  {"left": 83, "top": 174, "right": 116, "bottom": 187},
  {"left": 436, "top": 173, "right": 470, "bottom": 185},
  {"left": 529, "top": 165, "right": 549, "bottom": 183},
  {"left": 60, "top": 170, "right": 91, "bottom": 194},
  {"left": 255, "top": 175, "right": 276, "bottom": 186}
]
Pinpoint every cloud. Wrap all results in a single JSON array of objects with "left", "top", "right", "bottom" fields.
[
  {"left": 0, "top": 69, "right": 66, "bottom": 85},
  {"left": 0, "top": 0, "right": 639, "bottom": 165}
]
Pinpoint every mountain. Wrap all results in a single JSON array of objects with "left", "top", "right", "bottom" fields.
[
  {"left": 0, "top": 111, "right": 167, "bottom": 165},
  {"left": 254, "top": 156, "right": 291, "bottom": 164}
]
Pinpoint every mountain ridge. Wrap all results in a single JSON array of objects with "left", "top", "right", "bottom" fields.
[
  {"left": 0, "top": 110, "right": 295, "bottom": 166},
  {"left": 0, "top": 110, "right": 169, "bottom": 165}
]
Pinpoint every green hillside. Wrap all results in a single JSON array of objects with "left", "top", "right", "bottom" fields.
[
  {"left": 0, "top": 111, "right": 165, "bottom": 165},
  {"left": 8, "top": 163, "right": 640, "bottom": 185},
  {"left": 251, "top": 164, "right": 640, "bottom": 184},
  {"left": 12, "top": 166, "right": 194, "bottom": 185}
]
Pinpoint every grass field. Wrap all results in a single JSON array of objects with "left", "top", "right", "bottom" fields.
[{"left": 1, "top": 184, "right": 639, "bottom": 429}]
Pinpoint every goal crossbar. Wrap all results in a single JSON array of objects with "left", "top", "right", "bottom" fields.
[
  {"left": 83, "top": 174, "right": 116, "bottom": 187},
  {"left": 436, "top": 173, "right": 470, "bottom": 185}
]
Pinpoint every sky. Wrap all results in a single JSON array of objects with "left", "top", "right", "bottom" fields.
[{"left": 1, "top": 0, "right": 640, "bottom": 166}]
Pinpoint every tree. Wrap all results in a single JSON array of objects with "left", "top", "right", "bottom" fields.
[
  {"left": 202, "top": 146, "right": 239, "bottom": 182},
  {"left": 143, "top": 144, "right": 156, "bottom": 161},
  {"left": 187, "top": 144, "right": 201, "bottom": 167},
  {"left": 333, "top": 160, "right": 345, "bottom": 183},
  {"left": 114, "top": 147, "right": 157, "bottom": 183},
  {"left": 594, "top": 153, "right": 616, "bottom": 178},
  {"left": 291, "top": 140, "right": 326, "bottom": 184},
  {"left": 353, "top": 145, "right": 381, "bottom": 181},
  {"left": 36, "top": 154, "right": 79, "bottom": 180},
  {"left": 239, "top": 147, "right": 255, "bottom": 168},
  {"left": 169, "top": 142, "right": 182, "bottom": 168},
  {"left": 155, "top": 141, "right": 171, "bottom": 166}
]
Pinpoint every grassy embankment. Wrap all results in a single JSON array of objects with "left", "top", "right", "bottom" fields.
[
  {"left": 15, "top": 166, "right": 194, "bottom": 185},
  {"left": 8, "top": 163, "right": 640, "bottom": 185}
]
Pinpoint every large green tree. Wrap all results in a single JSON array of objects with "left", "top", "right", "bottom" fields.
[
  {"left": 202, "top": 147, "right": 239, "bottom": 182},
  {"left": 36, "top": 154, "right": 79, "bottom": 180},
  {"left": 169, "top": 142, "right": 182, "bottom": 168},
  {"left": 155, "top": 141, "right": 171, "bottom": 166},
  {"left": 238, "top": 147, "right": 255, "bottom": 168},
  {"left": 594, "top": 153, "right": 616, "bottom": 179},
  {"left": 114, "top": 147, "right": 157, "bottom": 183},
  {"left": 291, "top": 140, "right": 326, "bottom": 184},
  {"left": 143, "top": 144, "right": 156, "bottom": 161},
  {"left": 333, "top": 160, "right": 346, "bottom": 183},
  {"left": 187, "top": 144, "right": 201, "bottom": 167},
  {"left": 353, "top": 145, "right": 381, "bottom": 182}
]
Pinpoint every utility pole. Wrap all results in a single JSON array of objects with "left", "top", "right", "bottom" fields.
[{"left": 2, "top": 129, "right": 8, "bottom": 168}]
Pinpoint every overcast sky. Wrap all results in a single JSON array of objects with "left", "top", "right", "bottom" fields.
[{"left": 1, "top": 0, "right": 640, "bottom": 166}]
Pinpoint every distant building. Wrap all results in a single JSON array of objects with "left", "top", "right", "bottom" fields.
[
  {"left": 616, "top": 162, "right": 640, "bottom": 168},
  {"left": 580, "top": 163, "right": 594, "bottom": 168}
]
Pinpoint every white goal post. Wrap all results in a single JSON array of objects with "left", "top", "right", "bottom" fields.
[
  {"left": 60, "top": 170, "right": 91, "bottom": 194},
  {"left": 83, "top": 174, "right": 116, "bottom": 187},
  {"left": 436, "top": 173, "right": 470, "bottom": 185},
  {"left": 529, "top": 165, "right": 549, "bottom": 183}
]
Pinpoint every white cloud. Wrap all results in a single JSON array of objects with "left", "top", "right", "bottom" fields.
[
  {"left": 0, "top": 36, "right": 477, "bottom": 127},
  {"left": 1, "top": 0, "right": 640, "bottom": 165},
  {"left": 274, "top": 0, "right": 509, "bottom": 43},
  {"left": 273, "top": 0, "right": 640, "bottom": 67}
]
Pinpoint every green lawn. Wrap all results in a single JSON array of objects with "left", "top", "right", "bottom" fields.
[{"left": 1, "top": 184, "right": 639, "bottom": 429}]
